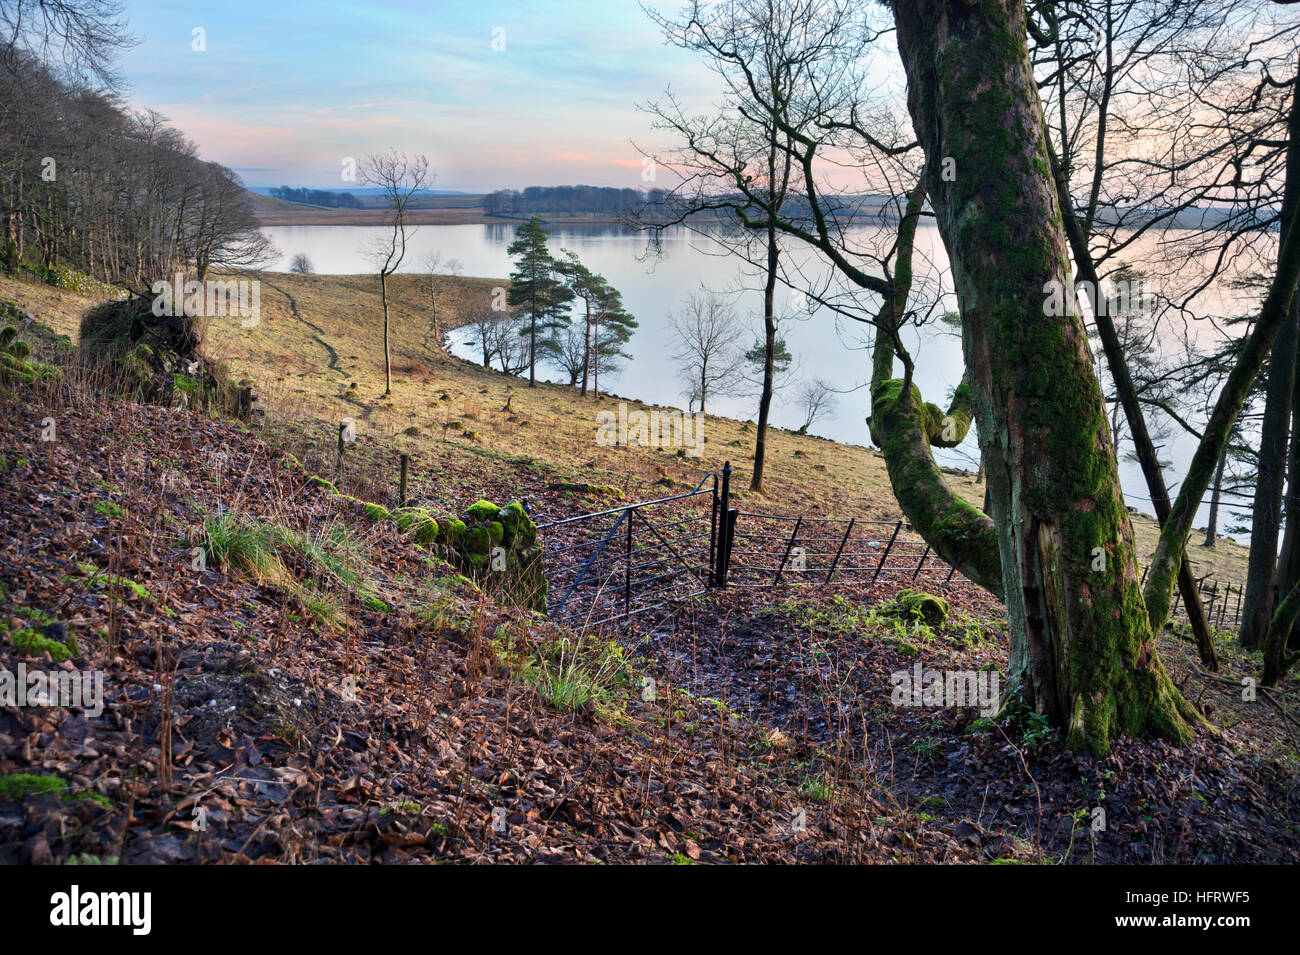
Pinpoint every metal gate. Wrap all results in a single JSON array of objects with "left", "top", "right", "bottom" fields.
[{"left": 535, "top": 472, "right": 718, "bottom": 630}]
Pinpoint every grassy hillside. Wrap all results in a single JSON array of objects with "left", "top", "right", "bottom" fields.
[{"left": 0, "top": 269, "right": 1253, "bottom": 589}]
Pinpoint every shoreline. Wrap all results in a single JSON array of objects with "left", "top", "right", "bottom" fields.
[{"left": 254, "top": 209, "right": 636, "bottom": 227}]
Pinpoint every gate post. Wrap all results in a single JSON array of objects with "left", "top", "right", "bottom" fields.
[{"left": 713, "top": 461, "right": 732, "bottom": 587}]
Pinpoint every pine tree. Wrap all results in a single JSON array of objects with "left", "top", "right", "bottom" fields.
[{"left": 506, "top": 216, "right": 572, "bottom": 386}]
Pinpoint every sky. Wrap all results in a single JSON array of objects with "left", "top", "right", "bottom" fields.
[{"left": 116, "top": 0, "right": 730, "bottom": 192}]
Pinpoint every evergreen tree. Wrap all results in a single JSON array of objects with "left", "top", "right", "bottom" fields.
[
  {"left": 506, "top": 215, "right": 572, "bottom": 386},
  {"left": 556, "top": 250, "right": 637, "bottom": 395}
]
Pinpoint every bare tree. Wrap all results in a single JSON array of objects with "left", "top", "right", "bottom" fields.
[
  {"left": 362, "top": 149, "right": 430, "bottom": 397},
  {"left": 668, "top": 292, "right": 744, "bottom": 414},
  {"left": 794, "top": 377, "right": 837, "bottom": 434},
  {"left": 289, "top": 253, "right": 313, "bottom": 274},
  {"left": 189, "top": 162, "right": 277, "bottom": 282},
  {"left": 1, "top": 0, "right": 135, "bottom": 88}
]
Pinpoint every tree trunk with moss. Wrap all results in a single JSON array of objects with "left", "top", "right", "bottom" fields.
[
  {"left": 866, "top": 180, "right": 1004, "bottom": 598},
  {"left": 893, "top": 0, "right": 1199, "bottom": 753}
]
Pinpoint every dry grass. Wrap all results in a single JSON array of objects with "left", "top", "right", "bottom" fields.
[{"left": 0, "top": 269, "right": 1252, "bottom": 589}]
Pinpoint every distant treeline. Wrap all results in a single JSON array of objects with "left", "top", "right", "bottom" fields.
[
  {"left": 267, "top": 186, "right": 364, "bottom": 209},
  {"left": 483, "top": 186, "right": 669, "bottom": 216}
]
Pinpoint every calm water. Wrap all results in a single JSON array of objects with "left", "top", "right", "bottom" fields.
[{"left": 263, "top": 222, "right": 1260, "bottom": 535}]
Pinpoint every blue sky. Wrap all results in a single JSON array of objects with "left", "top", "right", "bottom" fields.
[{"left": 116, "top": 0, "right": 725, "bottom": 192}]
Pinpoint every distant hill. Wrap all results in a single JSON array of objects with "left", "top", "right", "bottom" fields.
[
  {"left": 247, "top": 186, "right": 485, "bottom": 211},
  {"left": 244, "top": 189, "right": 330, "bottom": 213}
]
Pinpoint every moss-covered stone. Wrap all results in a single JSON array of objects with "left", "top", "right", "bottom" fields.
[
  {"left": 883, "top": 589, "right": 949, "bottom": 627},
  {"left": 440, "top": 499, "right": 547, "bottom": 613},
  {"left": 393, "top": 508, "right": 439, "bottom": 546},
  {"left": 460, "top": 524, "right": 491, "bottom": 556},
  {"left": 464, "top": 500, "right": 503, "bottom": 524},
  {"left": 435, "top": 518, "right": 464, "bottom": 548}
]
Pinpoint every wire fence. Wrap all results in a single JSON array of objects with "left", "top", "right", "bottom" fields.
[
  {"left": 533, "top": 460, "right": 1246, "bottom": 635},
  {"left": 723, "top": 512, "right": 961, "bottom": 588}
]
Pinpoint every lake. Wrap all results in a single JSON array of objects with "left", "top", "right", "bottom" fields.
[{"left": 262, "top": 221, "right": 1262, "bottom": 536}]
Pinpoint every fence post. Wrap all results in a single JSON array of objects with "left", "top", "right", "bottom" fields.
[
  {"left": 872, "top": 522, "right": 903, "bottom": 584},
  {"left": 713, "top": 461, "right": 731, "bottom": 587},
  {"left": 337, "top": 421, "right": 347, "bottom": 475},
  {"left": 912, "top": 545, "right": 931, "bottom": 582},
  {"left": 398, "top": 453, "right": 409, "bottom": 507},
  {"left": 625, "top": 507, "right": 633, "bottom": 620},
  {"left": 775, "top": 516, "right": 803, "bottom": 585},
  {"left": 825, "top": 518, "right": 855, "bottom": 584}
]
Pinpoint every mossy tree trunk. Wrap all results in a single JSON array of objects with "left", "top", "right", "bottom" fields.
[
  {"left": 893, "top": 0, "right": 1199, "bottom": 752},
  {"left": 866, "top": 179, "right": 1004, "bottom": 599}
]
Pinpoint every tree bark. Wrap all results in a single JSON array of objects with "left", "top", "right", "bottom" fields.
[
  {"left": 893, "top": 0, "right": 1199, "bottom": 752},
  {"left": 1278, "top": 367, "right": 1300, "bottom": 648},
  {"left": 381, "top": 271, "right": 392, "bottom": 397},
  {"left": 751, "top": 225, "right": 778, "bottom": 492},
  {"left": 866, "top": 179, "right": 1003, "bottom": 598}
]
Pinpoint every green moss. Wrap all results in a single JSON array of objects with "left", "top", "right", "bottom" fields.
[
  {"left": 0, "top": 773, "right": 68, "bottom": 800},
  {"left": 92, "top": 500, "right": 124, "bottom": 519},
  {"left": 10, "top": 627, "right": 79, "bottom": 661},
  {"left": 437, "top": 518, "right": 466, "bottom": 547},
  {"left": 68, "top": 791, "right": 113, "bottom": 809},
  {"left": 460, "top": 524, "right": 491, "bottom": 556},
  {"left": 393, "top": 508, "right": 439, "bottom": 545},
  {"left": 883, "top": 589, "right": 950, "bottom": 627},
  {"left": 464, "top": 499, "right": 503, "bottom": 524},
  {"left": 889, "top": 639, "right": 921, "bottom": 658}
]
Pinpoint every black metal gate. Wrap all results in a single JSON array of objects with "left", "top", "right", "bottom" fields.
[{"left": 535, "top": 472, "right": 718, "bottom": 630}]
